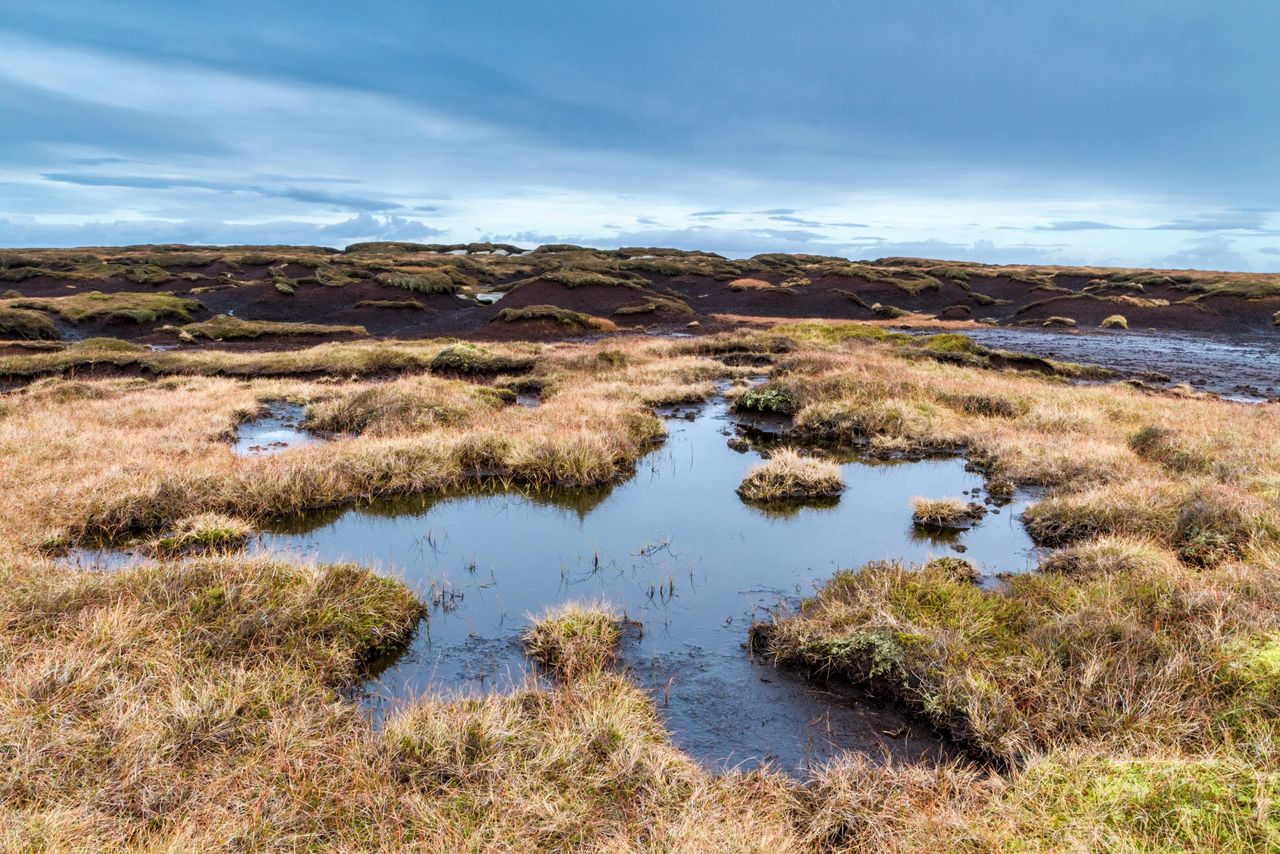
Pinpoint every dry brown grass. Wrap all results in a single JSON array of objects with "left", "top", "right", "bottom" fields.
[
  {"left": 2, "top": 321, "right": 1280, "bottom": 850},
  {"left": 909, "top": 497, "right": 985, "bottom": 529},
  {"left": 737, "top": 449, "right": 845, "bottom": 502},
  {"left": 523, "top": 601, "right": 621, "bottom": 678}
]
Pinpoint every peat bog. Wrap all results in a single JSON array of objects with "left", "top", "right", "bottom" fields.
[{"left": 70, "top": 392, "right": 1039, "bottom": 772}]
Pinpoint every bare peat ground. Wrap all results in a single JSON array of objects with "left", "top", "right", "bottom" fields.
[{"left": 2, "top": 242, "right": 1276, "bottom": 400}]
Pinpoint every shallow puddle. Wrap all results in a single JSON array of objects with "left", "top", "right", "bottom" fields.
[
  {"left": 248, "top": 397, "right": 1038, "bottom": 772},
  {"left": 234, "top": 401, "right": 320, "bottom": 456}
]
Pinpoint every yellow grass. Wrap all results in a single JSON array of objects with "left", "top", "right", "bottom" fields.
[{"left": 737, "top": 449, "right": 845, "bottom": 501}]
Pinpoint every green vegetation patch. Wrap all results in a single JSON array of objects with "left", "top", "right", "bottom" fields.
[
  {"left": 1014, "top": 756, "right": 1280, "bottom": 853},
  {"left": 538, "top": 270, "right": 637, "bottom": 289},
  {"left": 758, "top": 557, "right": 1278, "bottom": 765},
  {"left": 5, "top": 291, "right": 201, "bottom": 324},
  {"left": 178, "top": 314, "right": 367, "bottom": 341},
  {"left": 429, "top": 342, "right": 534, "bottom": 375},
  {"left": 0, "top": 307, "right": 61, "bottom": 340},
  {"left": 378, "top": 269, "right": 458, "bottom": 294},
  {"left": 733, "top": 383, "right": 798, "bottom": 415}
]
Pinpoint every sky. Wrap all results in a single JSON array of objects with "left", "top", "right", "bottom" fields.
[{"left": 2, "top": 1, "right": 1279, "bottom": 269}]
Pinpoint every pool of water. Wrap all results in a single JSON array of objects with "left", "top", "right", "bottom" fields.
[
  {"left": 234, "top": 401, "right": 320, "bottom": 456},
  {"left": 250, "top": 396, "right": 1038, "bottom": 772}
]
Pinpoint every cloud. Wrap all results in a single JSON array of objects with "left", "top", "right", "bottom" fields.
[
  {"left": 768, "top": 214, "right": 825, "bottom": 227},
  {"left": 689, "top": 210, "right": 735, "bottom": 218},
  {"left": 1035, "top": 220, "right": 1126, "bottom": 231},
  {"left": 1259, "top": 247, "right": 1280, "bottom": 256},
  {"left": 1151, "top": 209, "right": 1279, "bottom": 234},
  {"left": 41, "top": 172, "right": 402, "bottom": 211},
  {"left": 0, "top": 214, "right": 444, "bottom": 248},
  {"left": 1156, "top": 237, "right": 1252, "bottom": 271}
]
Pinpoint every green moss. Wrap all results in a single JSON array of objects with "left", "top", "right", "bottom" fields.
[
  {"left": 429, "top": 342, "right": 533, "bottom": 375},
  {"left": 1220, "top": 634, "right": 1280, "bottom": 705}
]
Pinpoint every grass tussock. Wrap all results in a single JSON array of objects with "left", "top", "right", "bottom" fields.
[
  {"left": 149, "top": 512, "right": 253, "bottom": 556},
  {"left": 737, "top": 449, "right": 845, "bottom": 502},
  {"left": 178, "top": 314, "right": 368, "bottom": 341},
  {"left": 353, "top": 298, "right": 429, "bottom": 311},
  {"left": 379, "top": 269, "right": 457, "bottom": 294},
  {"left": 523, "top": 601, "right": 621, "bottom": 678},
  {"left": 1101, "top": 313, "right": 1129, "bottom": 329},
  {"left": 909, "top": 496, "right": 986, "bottom": 529},
  {"left": 4, "top": 291, "right": 200, "bottom": 324},
  {"left": 429, "top": 341, "right": 535, "bottom": 375},
  {"left": 758, "top": 555, "right": 1280, "bottom": 767},
  {"left": 728, "top": 277, "right": 776, "bottom": 291},
  {"left": 302, "top": 374, "right": 497, "bottom": 436},
  {"left": 494, "top": 304, "right": 617, "bottom": 331},
  {"left": 1038, "top": 535, "right": 1176, "bottom": 576},
  {"left": 0, "top": 307, "right": 60, "bottom": 340}
]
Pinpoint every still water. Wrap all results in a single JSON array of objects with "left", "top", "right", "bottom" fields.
[{"left": 251, "top": 396, "right": 1038, "bottom": 771}]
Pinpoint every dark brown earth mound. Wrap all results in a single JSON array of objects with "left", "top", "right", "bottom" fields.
[{"left": 1, "top": 244, "right": 1277, "bottom": 348}]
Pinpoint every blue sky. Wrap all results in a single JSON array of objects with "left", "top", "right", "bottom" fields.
[{"left": 2, "top": 1, "right": 1279, "bottom": 269}]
